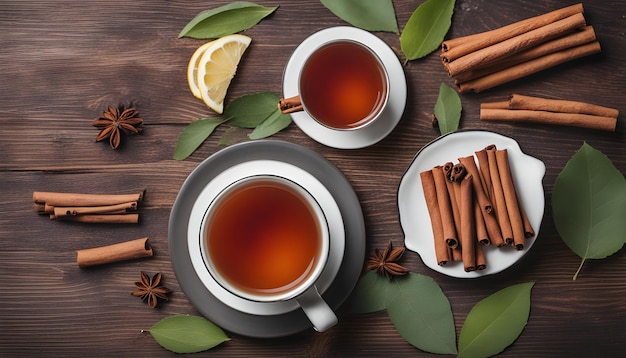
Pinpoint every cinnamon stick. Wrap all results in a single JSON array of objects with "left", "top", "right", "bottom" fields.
[
  {"left": 480, "top": 107, "right": 617, "bottom": 132},
  {"left": 53, "top": 213, "right": 140, "bottom": 224},
  {"left": 420, "top": 170, "right": 450, "bottom": 266},
  {"left": 445, "top": 12, "right": 587, "bottom": 77},
  {"left": 475, "top": 242, "right": 487, "bottom": 271},
  {"left": 460, "top": 175, "right": 476, "bottom": 272},
  {"left": 457, "top": 41, "right": 601, "bottom": 93},
  {"left": 496, "top": 150, "right": 527, "bottom": 250},
  {"left": 487, "top": 147, "right": 514, "bottom": 245},
  {"left": 474, "top": 200, "right": 490, "bottom": 246},
  {"left": 454, "top": 25, "right": 597, "bottom": 84},
  {"left": 76, "top": 237, "right": 153, "bottom": 268},
  {"left": 441, "top": 3, "right": 584, "bottom": 62},
  {"left": 33, "top": 191, "right": 144, "bottom": 207},
  {"left": 52, "top": 201, "right": 137, "bottom": 218},
  {"left": 432, "top": 167, "right": 458, "bottom": 249},
  {"left": 509, "top": 93, "right": 619, "bottom": 118},
  {"left": 441, "top": 163, "right": 463, "bottom": 241}
]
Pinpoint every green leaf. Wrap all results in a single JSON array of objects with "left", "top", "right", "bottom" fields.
[
  {"left": 320, "top": 0, "right": 398, "bottom": 33},
  {"left": 343, "top": 271, "right": 400, "bottom": 314},
  {"left": 178, "top": 2, "right": 278, "bottom": 39},
  {"left": 387, "top": 273, "right": 457, "bottom": 355},
  {"left": 148, "top": 315, "right": 230, "bottom": 353},
  {"left": 248, "top": 110, "right": 291, "bottom": 139},
  {"left": 552, "top": 142, "right": 626, "bottom": 280},
  {"left": 224, "top": 92, "right": 281, "bottom": 129},
  {"left": 434, "top": 82, "right": 461, "bottom": 135},
  {"left": 400, "top": 0, "right": 455, "bottom": 60},
  {"left": 173, "top": 117, "right": 224, "bottom": 160},
  {"left": 458, "top": 282, "right": 535, "bottom": 358}
]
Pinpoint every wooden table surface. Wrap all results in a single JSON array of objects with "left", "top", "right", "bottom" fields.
[{"left": 1, "top": 0, "right": 625, "bottom": 356}]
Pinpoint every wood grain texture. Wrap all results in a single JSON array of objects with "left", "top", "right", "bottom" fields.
[{"left": 1, "top": 0, "right": 625, "bottom": 356}]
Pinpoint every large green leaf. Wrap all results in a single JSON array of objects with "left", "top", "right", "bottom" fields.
[
  {"left": 552, "top": 142, "right": 626, "bottom": 280},
  {"left": 320, "top": 0, "right": 398, "bottom": 33},
  {"left": 173, "top": 117, "right": 224, "bottom": 160},
  {"left": 178, "top": 2, "right": 278, "bottom": 39},
  {"left": 434, "top": 82, "right": 462, "bottom": 135},
  {"left": 457, "top": 282, "right": 534, "bottom": 358},
  {"left": 149, "top": 315, "right": 230, "bottom": 353},
  {"left": 343, "top": 271, "right": 400, "bottom": 314},
  {"left": 400, "top": 0, "right": 455, "bottom": 60},
  {"left": 387, "top": 273, "right": 457, "bottom": 355}
]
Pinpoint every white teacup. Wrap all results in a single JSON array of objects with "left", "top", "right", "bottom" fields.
[
  {"left": 279, "top": 39, "right": 390, "bottom": 131},
  {"left": 200, "top": 175, "right": 337, "bottom": 332}
]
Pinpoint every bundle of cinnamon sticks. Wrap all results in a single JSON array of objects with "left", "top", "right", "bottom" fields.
[
  {"left": 420, "top": 145, "right": 534, "bottom": 272},
  {"left": 441, "top": 4, "right": 601, "bottom": 93},
  {"left": 480, "top": 94, "right": 619, "bottom": 132},
  {"left": 33, "top": 191, "right": 144, "bottom": 224}
]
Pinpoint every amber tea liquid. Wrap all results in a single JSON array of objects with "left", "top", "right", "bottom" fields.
[
  {"left": 300, "top": 41, "right": 387, "bottom": 129},
  {"left": 206, "top": 178, "right": 322, "bottom": 297}
]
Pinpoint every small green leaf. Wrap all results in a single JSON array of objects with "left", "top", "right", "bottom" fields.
[
  {"left": 343, "top": 271, "right": 400, "bottom": 314},
  {"left": 173, "top": 117, "right": 224, "bottom": 160},
  {"left": 320, "top": 0, "right": 398, "bottom": 33},
  {"left": 148, "top": 315, "right": 230, "bottom": 353},
  {"left": 434, "top": 82, "right": 462, "bottom": 135},
  {"left": 552, "top": 143, "right": 626, "bottom": 280},
  {"left": 400, "top": 0, "right": 455, "bottom": 60},
  {"left": 387, "top": 273, "right": 457, "bottom": 355},
  {"left": 224, "top": 92, "right": 281, "bottom": 129},
  {"left": 178, "top": 2, "right": 278, "bottom": 39},
  {"left": 248, "top": 110, "right": 291, "bottom": 139},
  {"left": 458, "top": 282, "right": 535, "bottom": 358}
]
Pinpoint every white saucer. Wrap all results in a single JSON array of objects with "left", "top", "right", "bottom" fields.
[
  {"left": 398, "top": 131, "right": 546, "bottom": 278},
  {"left": 188, "top": 160, "right": 345, "bottom": 316},
  {"left": 282, "top": 26, "right": 407, "bottom": 149}
]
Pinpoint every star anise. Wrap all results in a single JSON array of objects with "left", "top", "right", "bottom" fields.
[
  {"left": 366, "top": 240, "right": 409, "bottom": 280},
  {"left": 131, "top": 271, "right": 171, "bottom": 308},
  {"left": 92, "top": 104, "right": 143, "bottom": 149}
]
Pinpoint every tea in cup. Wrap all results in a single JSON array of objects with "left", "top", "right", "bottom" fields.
[
  {"left": 201, "top": 175, "right": 337, "bottom": 332},
  {"left": 279, "top": 40, "right": 389, "bottom": 131}
]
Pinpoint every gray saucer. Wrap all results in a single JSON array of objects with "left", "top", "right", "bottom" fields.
[{"left": 168, "top": 140, "right": 365, "bottom": 337}]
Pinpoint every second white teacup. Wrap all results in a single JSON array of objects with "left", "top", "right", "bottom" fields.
[{"left": 200, "top": 175, "right": 337, "bottom": 332}]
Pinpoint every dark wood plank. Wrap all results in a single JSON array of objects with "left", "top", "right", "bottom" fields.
[{"left": 1, "top": 0, "right": 625, "bottom": 356}]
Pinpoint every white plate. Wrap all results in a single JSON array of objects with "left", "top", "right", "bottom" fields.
[
  {"left": 187, "top": 160, "right": 345, "bottom": 316},
  {"left": 398, "top": 131, "right": 546, "bottom": 278},
  {"left": 282, "top": 26, "right": 407, "bottom": 149}
]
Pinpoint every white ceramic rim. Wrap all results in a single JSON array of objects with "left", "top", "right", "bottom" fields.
[
  {"left": 188, "top": 160, "right": 345, "bottom": 315},
  {"left": 199, "top": 174, "right": 330, "bottom": 303},
  {"left": 283, "top": 26, "right": 407, "bottom": 149}
]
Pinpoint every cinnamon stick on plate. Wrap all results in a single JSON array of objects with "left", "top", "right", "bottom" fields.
[
  {"left": 460, "top": 175, "right": 476, "bottom": 272},
  {"left": 432, "top": 167, "right": 459, "bottom": 249},
  {"left": 420, "top": 170, "right": 450, "bottom": 266}
]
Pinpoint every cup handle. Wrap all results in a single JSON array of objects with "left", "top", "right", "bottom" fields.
[
  {"left": 295, "top": 285, "right": 338, "bottom": 332},
  {"left": 278, "top": 95, "right": 304, "bottom": 114}
]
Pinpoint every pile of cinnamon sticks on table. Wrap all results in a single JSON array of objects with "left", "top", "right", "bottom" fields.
[
  {"left": 481, "top": 94, "right": 619, "bottom": 132},
  {"left": 420, "top": 146, "right": 534, "bottom": 272},
  {"left": 441, "top": 3, "right": 600, "bottom": 93},
  {"left": 33, "top": 191, "right": 144, "bottom": 224}
]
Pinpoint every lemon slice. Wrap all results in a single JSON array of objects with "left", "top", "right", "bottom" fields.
[
  {"left": 187, "top": 40, "right": 216, "bottom": 99},
  {"left": 196, "top": 34, "right": 251, "bottom": 114}
]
